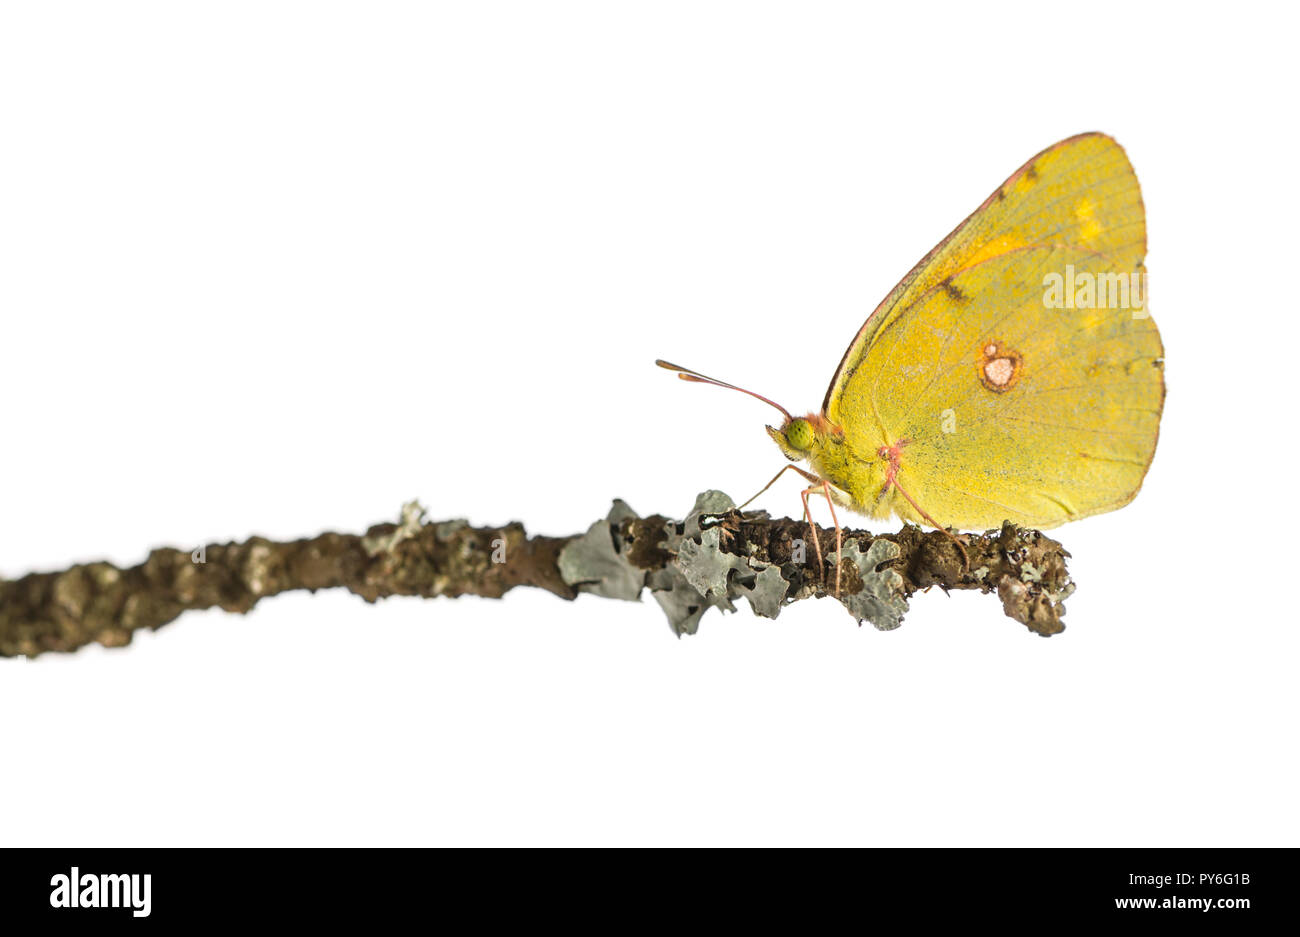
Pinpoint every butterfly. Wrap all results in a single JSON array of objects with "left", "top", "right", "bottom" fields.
[{"left": 659, "top": 132, "right": 1164, "bottom": 595}]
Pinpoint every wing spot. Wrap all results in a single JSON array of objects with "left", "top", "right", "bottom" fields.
[
  {"left": 976, "top": 339, "right": 1023, "bottom": 393},
  {"left": 1075, "top": 197, "right": 1104, "bottom": 241},
  {"left": 941, "top": 277, "right": 968, "bottom": 302}
]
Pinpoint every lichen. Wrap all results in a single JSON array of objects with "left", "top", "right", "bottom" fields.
[
  {"left": 363, "top": 500, "right": 428, "bottom": 555},
  {"left": 1020, "top": 561, "right": 1045, "bottom": 583},
  {"left": 647, "top": 564, "right": 730, "bottom": 636},
  {"left": 677, "top": 527, "right": 750, "bottom": 600},
  {"left": 648, "top": 491, "right": 741, "bottom": 636},
  {"left": 832, "top": 538, "right": 908, "bottom": 631},
  {"left": 645, "top": 490, "right": 800, "bottom": 635},
  {"left": 557, "top": 500, "right": 646, "bottom": 602},
  {"left": 740, "top": 565, "right": 788, "bottom": 619},
  {"left": 0, "top": 490, "right": 1078, "bottom": 658}
]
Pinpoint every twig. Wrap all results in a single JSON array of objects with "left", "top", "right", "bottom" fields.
[{"left": 0, "top": 492, "right": 1074, "bottom": 657}]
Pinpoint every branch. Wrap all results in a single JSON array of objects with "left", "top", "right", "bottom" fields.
[{"left": 0, "top": 491, "right": 1074, "bottom": 657}]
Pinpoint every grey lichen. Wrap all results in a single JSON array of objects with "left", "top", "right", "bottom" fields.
[
  {"left": 677, "top": 527, "right": 750, "bottom": 601},
  {"left": 364, "top": 500, "right": 430, "bottom": 555},
  {"left": 557, "top": 490, "right": 925, "bottom": 636},
  {"left": 831, "top": 538, "right": 909, "bottom": 631},
  {"left": 1020, "top": 561, "right": 1045, "bottom": 583},
  {"left": 737, "top": 565, "right": 788, "bottom": 620},
  {"left": 647, "top": 564, "right": 733, "bottom": 637},
  {"left": 648, "top": 492, "right": 746, "bottom": 636},
  {"left": 681, "top": 490, "right": 736, "bottom": 539},
  {"left": 557, "top": 499, "right": 646, "bottom": 602}
]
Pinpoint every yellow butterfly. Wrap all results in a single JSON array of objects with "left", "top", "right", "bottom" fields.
[{"left": 660, "top": 132, "right": 1164, "bottom": 593}]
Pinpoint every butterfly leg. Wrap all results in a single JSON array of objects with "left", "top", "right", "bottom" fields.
[
  {"left": 799, "top": 481, "right": 844, "bottom": 597},
  {"left": 821, "top": 479, "right": 843, "bottom": 597},
  {"left": 891, "top": 478, "right": 970, "bottom": 573},
  {"left": 743, "top": 464, "right": 834, "bottom": 590},
  {"left": 880, "top": 443, "right": 970, "bottom": 573},
  {"left": 798, "top": 485, "right": 826, "bottom": 589},
  {"left": 738, "top": 463, "right": 821, "bottom": 510}
]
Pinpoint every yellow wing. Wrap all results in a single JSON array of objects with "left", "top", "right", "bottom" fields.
[{"left": 825, "top": 133, "right": 1163, "bottom": 529}]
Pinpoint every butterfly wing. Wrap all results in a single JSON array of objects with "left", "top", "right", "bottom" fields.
[{"left": 826, "top": 134, "right": 1163, "bottom": 528}]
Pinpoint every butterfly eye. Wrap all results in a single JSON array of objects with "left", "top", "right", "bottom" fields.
[{"left": 785, "top": 418, "right": 814, "bottom": 451}]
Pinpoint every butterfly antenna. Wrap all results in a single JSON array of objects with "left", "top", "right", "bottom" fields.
[{"left": 655, "top": 359, "right": 793, "bottom": 422}]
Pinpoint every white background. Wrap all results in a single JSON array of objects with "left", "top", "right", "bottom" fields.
[{"left": 2, "top": 2, "right": 1296, "bottom": 846}]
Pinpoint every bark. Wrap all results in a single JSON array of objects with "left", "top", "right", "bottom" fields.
[{"left": 0, "top": 493, "right": 1074, "bottom": 658}]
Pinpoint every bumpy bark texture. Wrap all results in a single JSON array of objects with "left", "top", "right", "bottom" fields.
[{"left": 0, "top": 493, "right": 1074, "bottom": 658}]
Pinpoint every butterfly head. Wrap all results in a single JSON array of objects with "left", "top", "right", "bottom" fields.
[
  {"left": 767, "top": 417, "right": 813, "bottom": 461},
  {"left": 767, "top": 413, "right": 835, "bottom": 462}
]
